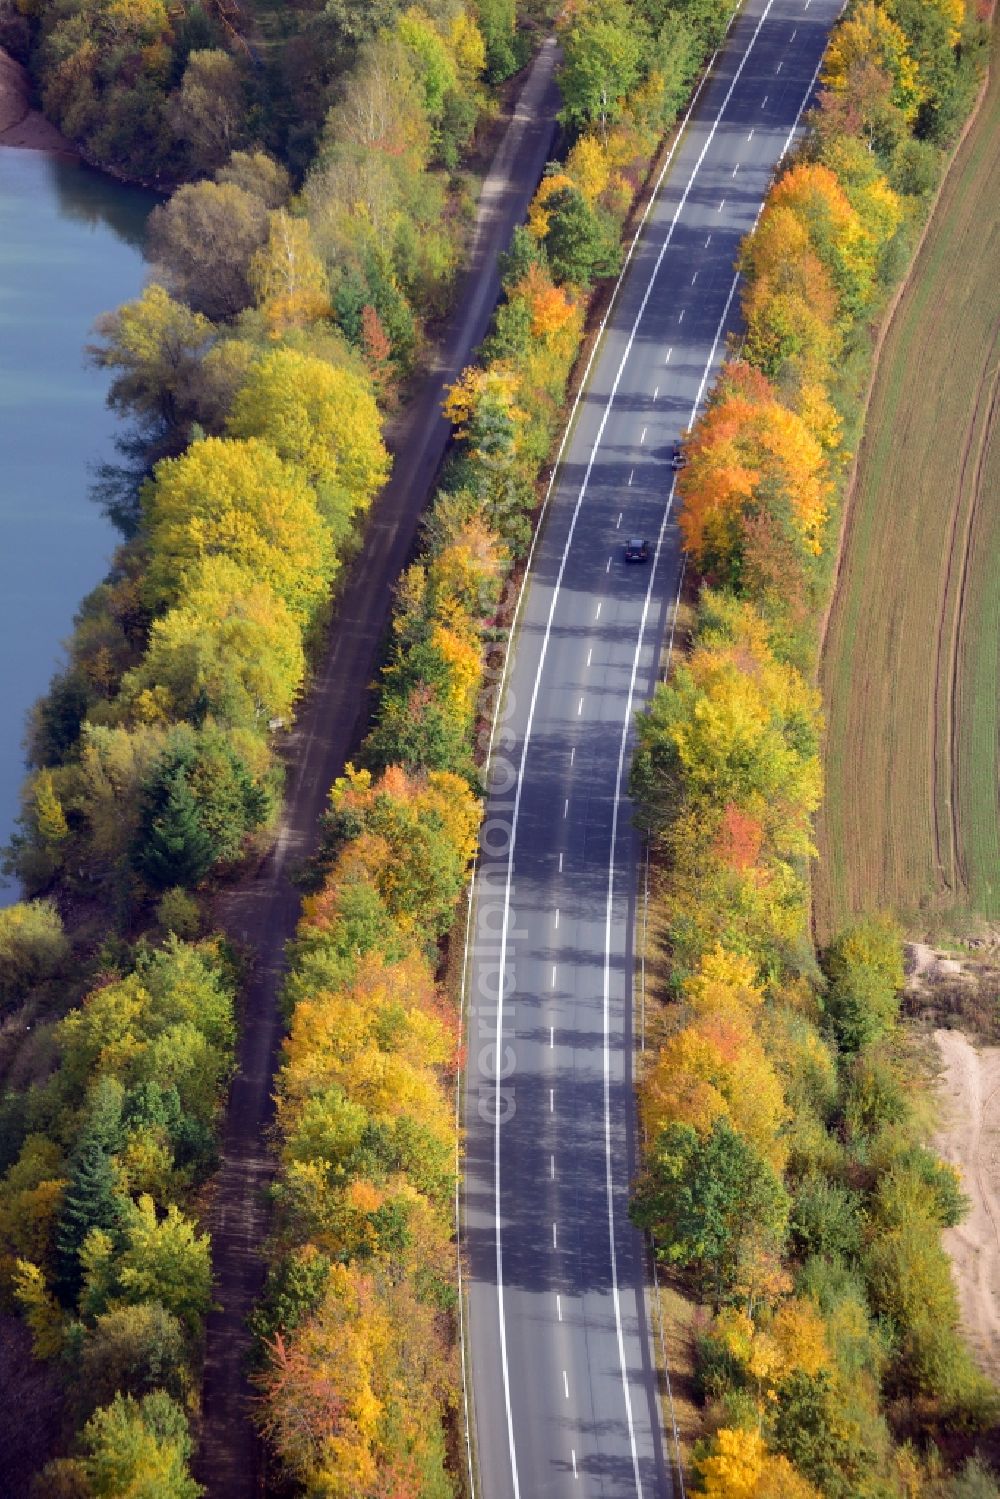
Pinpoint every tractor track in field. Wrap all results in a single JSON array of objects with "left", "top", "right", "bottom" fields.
[{"left": 930, "top": 316, "right": 1000, "bottom": 900}]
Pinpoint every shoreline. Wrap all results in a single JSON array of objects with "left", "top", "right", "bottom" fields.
[{"left": 0, "top": 46, "right": 76, "bottom": 155}]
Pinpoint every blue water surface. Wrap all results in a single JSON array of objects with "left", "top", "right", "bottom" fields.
[{"left": 0, "top": 148, "right": 153, "bottom": 901}]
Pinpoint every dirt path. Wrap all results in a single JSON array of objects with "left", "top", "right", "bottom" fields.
[
  {"left": 934, "top": 1029, "right": 1000, "bottom": 1380},
  {"left": 195, "top": 42, "right": 560, "bottom": 1496}
]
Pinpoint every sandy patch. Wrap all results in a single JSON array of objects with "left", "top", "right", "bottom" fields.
[
  {"left": 0, "top": 47, "right": 74, "bottom": 154},
  {"left": 934, "top": 1027, "right": 1000, "bottom": 1381}
]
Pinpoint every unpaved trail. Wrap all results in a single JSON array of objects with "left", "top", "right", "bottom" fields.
[
  {"left": 934, "top": 1029, "right": 1000, "bottom": 1380},
  {"left": 195, "top": 43, "right": 560, "bottom": 1496}
]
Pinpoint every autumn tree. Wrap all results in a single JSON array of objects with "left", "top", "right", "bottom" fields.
[
  {"left": 640, "top": 946, "right": 789, "bottom": 1170},
  {"left": 249, "top": 210, "right": 331, "bottom": 332},
  {"left": 122, "top": 555, "right": 306, "bottom": 732},
  {"left": 134, "top": 725, "right": 271, "bottom": 888},
  {"left": 632, "top": 1118, "right": 790, "bottom": 1303},
  {"left": 0, "top": 900, "right": 68, "bottom": 1008},
  {"left": 632, "top": 591, "right": 821, "bottom": 845},
  {"left": 142, "top": 436, "right": 334, "bottom": 623},
  {"left": 226, "top": 349, "right": 390, "bottom": 538},
  {"left": 677, "top": 362, "right": 831, "bottom": 576},
  {"left": 696, "top": 1426, "right": 821, "bottom": 1498},
  {"left": 79, "top": 1391, "right": 202, "bottom": 1499},
  {"left": 90, "top": 285, "right": 213, "bottom": 451},
  {"left": 147, "top": 182, "right": 269, "bottom": 321},
  {"left": 822, "top": 1, "right": 922, "bottom": 121},
  {"left": 215, "top": 150, "right": 292, "bottom": 209},
  {"left": 168, "top": 50, "right": 247, "bottom": 175},
  {"left": 322, "top": 765, "right": 480, "bottom": 942},
  {"left": 558, "top": 0, "right": 646, "bottom": 136},
  {"left": 37, "top": 0, "right": 178, "bottom": 179},
  {"left": 822, "top": 915, "right": 904, "bottom": 1051}
]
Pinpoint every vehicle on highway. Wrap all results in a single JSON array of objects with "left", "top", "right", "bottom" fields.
[
  {"left": 624, "top": 536, "right": 649, "bottom": 563},
  {"left": 669, "top": 441, "right": 687, "bottom": 471}
]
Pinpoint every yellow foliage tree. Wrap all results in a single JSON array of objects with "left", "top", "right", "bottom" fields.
[
  {"left": 227, "top": 347, "right": 390, "bottom": 532},
  {"left": 13, "top": 1258, "right": 65, "bottom": 1360},
  {"left": 822, "top": 1, "right": 922, "bottom": 118},
  {"left": 249, "top": 209, "right": 330, "bottom": 333},
  {"left": 122, "top": 554, "right": 305, "bottom": 731},
  {"left": 527, "top": 172, "right": 575, "bottom": 238},
  {"left": 566, "top": 132, "right": 612, "bottom": 204},
  {"left": 143, "top": 436, "right": 334, "bottom": 624},
  {"left": 696, "top": 1426, "right": 822, "bottom": 1498}
]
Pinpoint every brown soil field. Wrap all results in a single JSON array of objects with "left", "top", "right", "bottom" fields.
[{"left": 814, "top": 15, "right": 1000, "bottom": 941}]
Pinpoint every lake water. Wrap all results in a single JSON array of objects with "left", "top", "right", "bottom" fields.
[{"left": 0, "top": 149, "right": 153, "bottom": 901}]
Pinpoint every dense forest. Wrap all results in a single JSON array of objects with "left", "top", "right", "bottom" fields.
[
  {"left": 629, "top": 0, "right": 997, "bottom": 1492},
  {"left": 0, "top": 0, "right": 526, "bottom": 182}
]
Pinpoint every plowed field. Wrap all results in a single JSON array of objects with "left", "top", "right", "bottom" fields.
[{"left": 815, "top": 27, "right": 1000, "bottom": 940}]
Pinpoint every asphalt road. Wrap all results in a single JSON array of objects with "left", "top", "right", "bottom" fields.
[
  {"left": 462, "top": 1, "right": 842, "bottom": 1494},
  {"left": 196, "top": 43, "right": 561, "bottom": 1496}
]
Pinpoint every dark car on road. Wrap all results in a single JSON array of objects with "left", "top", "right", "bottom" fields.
[
  {"left": 624, "top": 537, "right": 649, "bottom": 563},
  {"left": 669, "top": 442, "right": 687, "bottom": 471}
]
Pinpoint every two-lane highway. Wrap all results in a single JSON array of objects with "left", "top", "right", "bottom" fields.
[{"left": 462, "top": 0, "right": 841, "bottom": 1493}]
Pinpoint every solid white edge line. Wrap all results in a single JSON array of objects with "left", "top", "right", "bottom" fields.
[
  {"left": 778, "top": 34, "right": 835, "bottom": 163},
  {"left": 482, "top": 1, "right": 777, "bottom": 1492}
]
